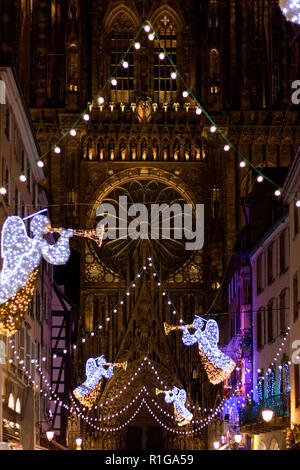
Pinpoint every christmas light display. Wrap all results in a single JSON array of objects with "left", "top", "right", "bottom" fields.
[
  {"left": 73, "top": 355, "right": 127, "bottom": 407},
  {"left": 165, "top": 316, "right": 235, "bottom": 385},
  {"left": 0, "top": 22, "right": 299, "bottom": 208},
  {"left": 156, "top": 386, "right": 193, "bottom": 427},
  {"left": 0, "top": 214, "right": 73, "bottom": 336},
  {"left": 280, "top": 1, "right": 300, "bottom": 24}
]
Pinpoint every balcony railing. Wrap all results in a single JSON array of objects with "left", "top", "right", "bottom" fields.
[{"left": 239, "top": 394, "right": 290, "bottom": 433}]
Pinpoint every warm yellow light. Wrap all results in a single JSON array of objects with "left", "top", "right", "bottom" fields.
[
  {"left": 262, "top": 407, "right": 274, "bottom": 423},
  {"left": 46, "top": 430, "right": 55, "bottom": 442}
]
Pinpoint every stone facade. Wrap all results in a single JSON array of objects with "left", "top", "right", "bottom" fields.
[{"left": 1, "top": 0, "right": 300, "bottom": 449}]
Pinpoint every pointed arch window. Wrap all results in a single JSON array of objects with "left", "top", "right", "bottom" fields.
[
  {"left": 154, "top": 15, "right": 177, "bottom": 103},
  {"left": 110, "top": 15, "right": 135, "bottom": 103}
]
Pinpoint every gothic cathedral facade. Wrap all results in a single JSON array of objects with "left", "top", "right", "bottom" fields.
[{"left": 1, "top": 0, "right": 300, "bottom": 450}]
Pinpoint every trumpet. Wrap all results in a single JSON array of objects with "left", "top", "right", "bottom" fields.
[
  {"left": 164, "top": 322, "right": 193, "bottom": 336},
  {"left": 111, "top": 361, "right": 127, "bottom": 371},
  {"left": 155, "top": 388, "right": 166, "bottom": 396},
  {"left": 48, "top": 225, "right": 104, "bottom": 247}
]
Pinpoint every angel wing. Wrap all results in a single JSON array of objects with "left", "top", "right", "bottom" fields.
[
  {"left": 204, "top": 319, "right": 220, "bottom": 348},
  {"left": 0, "top": 216, "right": 32, "bottom": 284}
]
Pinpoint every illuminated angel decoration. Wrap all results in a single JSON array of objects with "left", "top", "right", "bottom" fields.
[
  {"left": 73, "top": 355, "right": 115, "bottom": 407},
  {"left": 156, "top": 386, "right": 193, "bottom": 426},
  {"left": 0, "top": 214, "right": 73, "bottom": 336},
  {"left": 181, "top": 316, "right": 236, "bottom": 385}
]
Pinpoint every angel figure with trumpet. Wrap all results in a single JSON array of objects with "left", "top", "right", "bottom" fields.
[
  {"left": 73, "top": 355, "right": 127, "bottom": 407},
  {"left": 0, "top": 213, "right": 73, "bottom": 336},
  {"left": 164, "top": 316, "right": 235, "bottom": 385},
  {"left": 156, "top": 386, "right": 193, "bottom": 427},
  {"left": 0, "top": 210, "right": 104, "bottom": 336}
]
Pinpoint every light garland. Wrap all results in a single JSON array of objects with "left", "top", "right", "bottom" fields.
[{"left": 7, "top": 342, "right": 248, "bottom": 435}]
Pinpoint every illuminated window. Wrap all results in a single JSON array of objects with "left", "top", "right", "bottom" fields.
[
  {"left": 8, "top": 393, "right": 15, "bottom": 410},
  {"left": 110, "top": 17, "right": 134, "bottom": 103},
  {"left": 154, "top": 15, "right": 177, "bottom": 103},
  {"left": 15, "top": 398, "right": 21, "bottom": 414}
]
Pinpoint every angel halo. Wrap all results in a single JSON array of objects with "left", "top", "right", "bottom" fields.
[{"left": 0, "top": 213, "right": 73, "bottom": 336}]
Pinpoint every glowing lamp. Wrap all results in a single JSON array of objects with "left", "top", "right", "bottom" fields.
[
  {"left": 262, "top": 407, "right": 274, "bottom": 423},
  {"left": 144, "top": 24, "right": 151, "bottom": 33},
  {"left": 37, "top": 160, "right": 44, "bottom": 167},
  {"left": 210, "top": 125, "right": 217, "bottom": 133},
  {"left": 224, "top": 145, "right": 230, "bottom": 152},
  {"left": 257, "top": 175, "right": 264, "bottom": 183},
  {"left": 234, "top": 433, "right": 242, "bottom": 444},
  {"left": 70, "top": 129, "right": 77, "bottom": 136},
  {"left": 122, "top": 61, "right": 129, "bottom": 69},
  {"left": 171, "top": 72, "right": 177, "bottom": 79},
  {"left": 148, "top": 33, "right": 155, "bottom": 41},
  {"left": 182, "top": 91, "right": 189, "bottom": 98},
  {"left": 76, "top": 437, "right": 82, "bottom": 450},
  {"left": 240, "top": 161, "right": 246, "bottom": 168},
  {"left": 134, "top": 42, "right": 141, "bottom": 50},
  {"left": 19, "top": 174, "right": 27, "bottom": 182},
  {"left": 0, "top": 187, "right": 7, "bottom": 195},
  {"left": 98, "top": 96, "right": 104, "bottom": 104},
  {"left": 296, "top": 200, "right": 300, "bottom": 207},
  {"left": 213, "top": 441, "right": 220, "bottom": 449},
  {"left": 46, "top": 430, "right": 55, "bottom": 442},
  {"left": 159, "top": 52, "right": 165, "bottom": 60},
  {"left": 274, "top": 189, "right": 281, "bottom": 197},
  {"left": 111, "top": 78, "right": 117, "bottom": 86},
  {"left": 195, "top": 107, "right": 202, "bottom": 115},
  {"left": 280, "top": 1, "right": 300, "bottom": 24}
]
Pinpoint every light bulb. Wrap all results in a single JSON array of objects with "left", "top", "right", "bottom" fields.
[
  {"left": 0, "top": 187, "right": 7, "bottom": 195},
  {"left": 239, "top": 161, "right": 246, "bottom": 168},
  {"left": 134, "top": 42, "right": 141, "bottom": 50},
  {"left": 144, "top": 24, "right": 151, "bottom": 33},
  {"left": 275, "top": 189, "right": 281, "bottom": 197},
  {"left": 171, "top": 71, "right": 177, "bottom": 79},
  {"left": 257, "top": 175, "right": 264, "bottom": 183},
  {"left": 148, "top": 33, "right": 155, "bottom": 41},
  {"left": 159, "top": 52, "right": 165, "bottom": 60},
  {"left": 98, "top": 96, "right": 105, "bottom": 104},
  {"left": 19, "top": 174, "right": 27, "bottom": 182},
  {"left": 224, "top": 144, "right": 230, "bottom": 152},
  {"left": 37, "top": 160, "right": 44, "bottom": 167},
  {"left": 83, "top": 113, "right": 90, "bottom": 121},
  {"left": 111, "top": 78, "right": 117, "bottom": 86},
  {"left": 196, "top": 107, "right": 202, "bottom": 115},
  {"left": 296, "top": 200, "right": 300, "bottom": 207},
  {"left": 210, "top": 125, "right": 217, "bottom": 133},
  {"left": 54, "top": 146, "right": 61, "bottom": 154},
  {"left": 122, "top": 61, "right": 129, "bottom": 69},
  {"left": 182, "top": 90, "right": 189, "bottom": 98},
  {"left": 70, "top": 129, "right": 77, "bottom": 136}
]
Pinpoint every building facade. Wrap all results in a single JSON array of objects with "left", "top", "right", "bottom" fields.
[
  {"left": 0, "top": 66, "right": 54, "bottom": 449},
  {"left": 283, "top": 148, "right": 300, "bottom": 447}
]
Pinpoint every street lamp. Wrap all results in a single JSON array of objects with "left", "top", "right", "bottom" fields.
[
  {"left": 262, "top": 406, "right": 274, "bottom": 423},
  {"left": 76, "top": 437, "right": 82, "bottom": 450},
  {"left": 234, "top": 433, "right": 242, "bottom": 444},
  {"left": 46, "top": 430, "right": 55, "bottom": 442}
]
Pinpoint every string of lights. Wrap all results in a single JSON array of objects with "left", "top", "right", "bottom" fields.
[{"left": 0, "top": 20, "right": 299, "bottom": 207}]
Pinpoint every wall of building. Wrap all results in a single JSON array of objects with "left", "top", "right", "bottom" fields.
[{"left": 0, "top": 66, "right": 53, "bottom": 450}]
